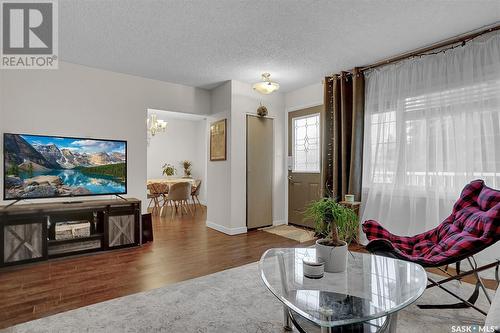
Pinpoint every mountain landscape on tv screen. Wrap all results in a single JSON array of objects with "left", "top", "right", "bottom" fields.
[{"left": 4, "top": 134, "right": 126, "bottom": 199}]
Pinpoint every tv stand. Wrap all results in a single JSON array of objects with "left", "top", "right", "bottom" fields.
[{"left": 0, "top": 198, "right": 141, "bottom": 268}]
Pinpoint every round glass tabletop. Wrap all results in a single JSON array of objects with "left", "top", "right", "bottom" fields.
[{"left": 259, "top": 248, "right": 427, "bottom": 328}]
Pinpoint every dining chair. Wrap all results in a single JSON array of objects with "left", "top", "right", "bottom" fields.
[
  {"left": 147, "top": 183, "right": 162, "bottom": 214},
  {"left": 148, "top": 183, "right": 169, "bottom": 214},
  {"left": 166, "top": 182, "right": 192, "bottom": 216},
  {"left": 191, "top": 179, "right": 202, "bottom": 209}
]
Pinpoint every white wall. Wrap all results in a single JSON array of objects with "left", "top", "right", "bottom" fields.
[
  {"left": 147, "top": 111, "right": 207, "bottom": 203},
  {"left": 206, "top": 82, "right": 232, "bottom": 234},
  {"left": 285, "top": 82, "right": 323, "bottom": 112},
  {"left": 0, "top": 61, "right": 210, "bottom": 211},
  {"left": 206, "top": 80, "right": 287, "bottom": 234},
  {"left": 1, "top": 62, "right": 293, "bottom": 236},
  {"left": 231, "top": 81, "right": 286, "bottom": 228}
]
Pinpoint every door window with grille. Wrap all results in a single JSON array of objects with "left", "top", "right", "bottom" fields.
[{"left": 292, "top": 114, "right": 320, "bottom": 173}]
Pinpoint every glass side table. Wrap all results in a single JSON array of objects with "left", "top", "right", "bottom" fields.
[{"left": 259, "top": 248, "right": 427, "bottom": 332}]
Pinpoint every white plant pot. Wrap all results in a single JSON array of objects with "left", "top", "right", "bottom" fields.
[{"left": 315, "top": 239, "right": 348, "bottom": 273}]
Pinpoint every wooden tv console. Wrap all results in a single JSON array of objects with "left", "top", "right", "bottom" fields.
[{"left": 0, "top": 198, "right": 141, "bottom": 268}]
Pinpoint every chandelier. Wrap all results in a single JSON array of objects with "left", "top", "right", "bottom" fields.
[
  {"left": 253, "top": 73, "right": 280, "bottom": 94},
  {"left": 147, "top": 113, "right": 167, "bottom": 136}
]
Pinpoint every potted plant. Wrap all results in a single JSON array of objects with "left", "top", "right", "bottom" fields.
[
  {"left": 181, "top": 160, "right": 192, "bottom": 178},
  {"left": 304, "top": 197, "right": 358, "bottom": 273},
  {"left": 162, "top": 163, "right": 176, "bottom": 177}
]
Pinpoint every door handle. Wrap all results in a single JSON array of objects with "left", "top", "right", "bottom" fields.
[{"left": 288, "top": 175, "right": 293, "bottom": 181}]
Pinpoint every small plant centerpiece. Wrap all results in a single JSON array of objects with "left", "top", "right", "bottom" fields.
[
  {"left": 304, "top": 197, "right": 359, "bottom": 272},
  {"left": 162, "top": 163, "right": 176, "bottom": 177},
  {"left": 181, "top": 160, "right": 192, "bottom": 178}
]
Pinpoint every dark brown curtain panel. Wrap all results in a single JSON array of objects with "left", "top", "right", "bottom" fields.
[{"left": 322, "top": 68, "right": 365, "bottom": 201}]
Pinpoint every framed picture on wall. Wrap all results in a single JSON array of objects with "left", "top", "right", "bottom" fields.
[{"left": 210, "top": 119, "right": 227, "bottom": 161}]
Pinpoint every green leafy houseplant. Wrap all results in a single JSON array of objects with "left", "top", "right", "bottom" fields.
[
  {"left": 304, "top": 197, "right": 359, "bottom": 247},
  {"left": 181, "top": 160, "right": 192, "bottom": 177},
  {"left": 162, "top": 163, "right": 176, "bottom": 176}
]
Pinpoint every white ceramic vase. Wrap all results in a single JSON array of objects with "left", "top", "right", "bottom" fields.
[{"left": 315, "top": 239, "right": 348, "bottom": 273}]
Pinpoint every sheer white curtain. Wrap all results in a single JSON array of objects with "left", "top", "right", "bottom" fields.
[{"left": 361, "top": 32, "right": 500, "bottom": 247}]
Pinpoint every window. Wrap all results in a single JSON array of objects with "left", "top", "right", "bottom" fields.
[
  {"left": 367, "top": 79, "right": 500, "bottom": 188},
  {"left": 293, "top": 114, "right": 320, "bottom": 173},
  {"left": 370, "top": 110, "right": 396, "bottom": 184},
  {"left": 362, "top": 32, "right": 500, "bottom": 240}
]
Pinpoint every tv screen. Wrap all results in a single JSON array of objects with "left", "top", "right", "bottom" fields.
[{"left": 3, "top": 133, "right": 127, "bottom": 200}]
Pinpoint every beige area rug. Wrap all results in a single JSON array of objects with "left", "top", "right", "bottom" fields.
[
  {"left": 3, "top": 261, "right": 492, "bottom": 333},
  {"left": 260, "top": 224, "right": 316, "bottom": 243}
]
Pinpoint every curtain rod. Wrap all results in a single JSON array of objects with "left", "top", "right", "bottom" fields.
[
  {"left": 360, "top": 22, "right": 500, "bottom": 72},
  {"left": 325, "top": 21, "right": 500, "bottom": 81}
]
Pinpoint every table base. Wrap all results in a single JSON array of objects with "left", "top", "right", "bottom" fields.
[{"left": 286, "top": 308, "right": 396, "bottom": 333}]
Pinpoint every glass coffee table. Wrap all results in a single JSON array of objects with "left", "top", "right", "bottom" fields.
[{"left": 259, "top": 248, "right": 427, "bottom": 332}]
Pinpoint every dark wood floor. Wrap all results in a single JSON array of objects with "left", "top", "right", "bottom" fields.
[
  {"left": 0, "top": 207, "right": 497, "bottom": 329},
  {"left": 0, "top": 207, "right": 304, "bottom": 329}
]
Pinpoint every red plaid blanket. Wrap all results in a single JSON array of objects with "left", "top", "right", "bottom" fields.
[{"left": 363, "top": 180, "right": 500, "bottom": 266}]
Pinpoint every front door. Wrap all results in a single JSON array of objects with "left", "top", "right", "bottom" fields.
[{"left": 288, "top": 106, "right": 323, "bottom": 228}]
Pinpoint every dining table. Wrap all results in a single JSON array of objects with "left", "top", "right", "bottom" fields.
[
  {"left": 147, "top": 178, "right": 197, "bottom": 187},
  {"left": 147, "top": 178, "right": 198, "bottom": 195},
  {"left": 147, "top": 178, "right": 198, "bottom": 216}
]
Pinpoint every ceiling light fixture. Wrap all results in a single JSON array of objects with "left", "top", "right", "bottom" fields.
[
  {"left": 147, "top": 113, "right": 167, "bottom": 136},
  {"left": 253, "top": 73, "right": 279, "bottom": 94}
]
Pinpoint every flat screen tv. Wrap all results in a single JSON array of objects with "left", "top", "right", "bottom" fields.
[{"left": 3, "top": 133, "right": 127, "bottom": 200}]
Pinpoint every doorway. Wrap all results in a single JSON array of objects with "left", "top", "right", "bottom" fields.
[
  {"left": 287, "top": 105, "right": 323, "bottom": 228},
  {"left": 146, "top": 109, "right": 208, "bottom": 207}
]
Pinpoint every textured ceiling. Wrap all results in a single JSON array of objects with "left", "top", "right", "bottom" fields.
[{"left": 60, "top": 0, "right": 500, "bottom": 92}]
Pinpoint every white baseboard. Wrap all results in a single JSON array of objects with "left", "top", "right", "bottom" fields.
[
  {"left": 206, "top": 221, "right": 247, "bottom": 235},
  {"left": 273, "top": 220, "right": 287, "bottom": 226}
]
